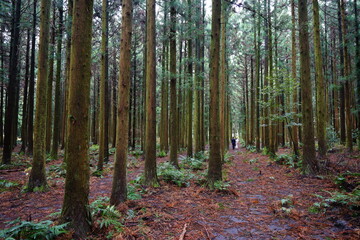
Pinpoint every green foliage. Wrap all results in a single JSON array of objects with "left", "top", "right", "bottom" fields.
[
  {"left": 109, "top": 148, "right": 116, "bottom": 155},
  {"left": 0, "top": 218, "right": 68, "bottom": 240},
  {"left": 158, "top": 162, "right": 194, "bottom": 187},
  {"left": 246, "top": 145, "right": 256, "bottom": 153},
  {"left": 90, "top": 197, "right": 123, "bottom": 231},
  {"left": 194, "top": 151, "right": 209, "bottom": 161},
  {"left": 157, "top": 150, "right": 167, "bottom": 158},
  {"left": 280, "top": 195, "right": 294, "bottom": 208},
  {"left": 223, "top": 152, "right": 234, "bottom": 164},
  {"left": 313, "top": 188, "right": 360, "bottom": 212},
  {"left": 180, "top": 155, "right": 205, "bottom": 170},
  {"left": 0, "top": 180, "right": 19, "bottom": 192},
  {"left": 274, "top": 154, "right": 300, "bottom": 168},
  {"left": 48, "top": 163, "right": 66, "bottom": 178},
  {"left": 129, "top": 149, "right": 143, "bottom": 158},
  {"left": 127, "top": 184, "right": 142, "bottom": 200},
  {"left": 212, "top": 180, "right": 230, "bottom": 191},
  {"left": 261, "top": 147, "right": 269, "bottom": 156},
  {"left": 89, "top": 144, "right": 100, "bottom": 154},
  {"left": 326, "top": 125, "right": 339, "bottom": 150}
]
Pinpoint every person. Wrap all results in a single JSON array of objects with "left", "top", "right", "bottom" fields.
[{"left": 231, "top": 137, "right": 236, "bottom": 150}]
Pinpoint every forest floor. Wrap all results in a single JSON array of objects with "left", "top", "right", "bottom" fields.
[{"left": 0, "top": 146, "right": 359, "bottom": 239}]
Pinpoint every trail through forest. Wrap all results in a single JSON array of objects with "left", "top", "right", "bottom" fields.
[{"left": 0, "top": 147, "right": 359, "bottom": 239}]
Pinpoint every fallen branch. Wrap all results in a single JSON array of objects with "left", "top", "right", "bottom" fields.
[{"left": 179, "top": 223, "right": 188, "bottom": 240}]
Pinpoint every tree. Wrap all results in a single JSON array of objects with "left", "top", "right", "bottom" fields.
[
  {"left": 291, "top": 0, "right": 299, "bottom": 156},
  {"left": 110, "top": 0, "right": 133, "bottom": 204},
  {"left": 169, "top": 0, "right": 179, "bottom": 168},
  {"left": 2, "top": 0, "right": 22, "bottom": 164},
  {"left": 51, "top": 0, "right": 64, "bottom": 159},
  {"left": 144, "top": 0, "right": 158, "bottom": 185},
  {"left": 187, "top": 0, "right": 194, "bottom": 157},
  {"left": 27, "top": 0, "right": 51, "bottom": 191},
  {"left": 312, "top": 0, "right": 327, "bottom": 157},
  {"left": 98, "top": 0, "right": 109, "bottom": 171},
  {"left": 60, "top": 0, "right": 94, "bottom": 236},
  {"left": 27, "top": 0, "right": 38, "bottom": 156},
  {"left": 208, "top": 0, "right": 222, "bottom": 185},
  {"left": 298, "top": 0, "right": 319, "bottom": 174}
]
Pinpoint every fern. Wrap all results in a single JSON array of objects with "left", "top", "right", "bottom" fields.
[{"left": 0, "top": 218, "right": 68, "bottom": 240}]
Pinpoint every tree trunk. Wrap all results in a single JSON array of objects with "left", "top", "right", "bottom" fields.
[
  {"left": 27, "top": 0, "right": 38, "bottom": 156},
  {"left": 298, "top": 0, "right": 319, "bottom": 174},
  {"left": 61, "top": 0, "right": 94, "bottom": 236},
  {"left": 110, "top": 0, "right": 133, "bottom": 204},
  {"left": 46, "top": 5, "right": 55, "bottom": 154},
  {"left": 291, "top": 0, "right": 299, "bottom": 156},
  {"left": 27, "top": 0, "right": 50, "bottom": 190},
  {"left": 169, "top": 0, "right": 179, "bottom": 167},
  {"left": 186, "top": 0, "right": 193, "bottom": 157},
  {"left": 340, "top": 0, "right": 353, "bottom": 152},
  {"left": 144, "top": 0, "right": 158, "bottom": 185},
  {"left": 2, "top": 0, "right": 22, "bottom": 164},
  {"left": 51, "top": 0, "right": 64, "bottom": 159},
  {"left": 312, "top": 0, "right": 327, "bottom": 157},
  {"left": 98, "top": 0, "right": 109, "bottom": 171},
  {"left": 208, "top": 0, "right": 222, "bottom": 186}
]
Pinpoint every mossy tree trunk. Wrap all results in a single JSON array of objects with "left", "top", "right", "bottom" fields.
[
  {"left": 160, "top": 0, "right": 169, "bottom": 153},
  {"left": 312, "top": 0, "right": 327, "bottom": 157},
  {"left": 46, "top": 4, "right": 55, "bottom": 154},
  {"left": 60, "top": 0, "right": 94, "bottom": 236},
  {"left": 170, "top": 0, "right": 179, "bottom": 168},
  {"left": 27, "top": 0, "right": 37, "bottom": 156},
  {"left": 27, "top": 0, "right": 50, "bottom": 190},
  {"left": 291, "top": 0, "right": 299, "bottom": 156},
  {"left": 51, "top": 0, "right": 64, "bottom": 159},
  {"left": 144, "top": 0, "right": 158, "bottom": 185},
  {"left": 98, "top": 0, "right": 109, "bottom": 171},
  {"left": 298, "top": 0, "right": 319, "bottom": 174},
  {"left": 186, "top": 0, "right": 193, "bottom": 157},
  {"left": 208, "top": 0, "right": 222, "bottom": 186},
  {"left": 340, "top": 0, "right": 353, "bottom": 152},
  {"left": 111, "top": 0, "right": 133, "bottom": 204}
]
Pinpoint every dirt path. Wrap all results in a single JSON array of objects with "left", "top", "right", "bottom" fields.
[{"left": 0, "top": 148, "right": 359, "bottom": 239}]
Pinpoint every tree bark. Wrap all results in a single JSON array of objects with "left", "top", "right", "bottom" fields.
[
  {"left": 61, "top": 0, "right": 94, "bottom": 236},
  {"left": 27, "top": 0, "right": 50, "bottom": 190},
  {"left": 298, "top": 0, "right": 319, "bottom": 174},
  {"left": 208, "top": 0, "right": 222, "bottom": 185},
  {"left": 111, "top": 0, "right": 133, "bottom": 204}
]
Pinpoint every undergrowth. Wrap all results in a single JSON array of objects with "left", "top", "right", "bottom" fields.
[
  {"left": 0, "top": 218, "right": 68, "bottom": 240},
  {"left": 158, "top": 162, "right": 195, "bottom": 187}
]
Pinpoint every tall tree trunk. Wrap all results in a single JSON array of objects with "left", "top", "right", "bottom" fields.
[
  {"left": 46, "top": 4, "right": 55, "bottom": 154},
  {"left": 27, "top": 0, "right": 38, "bottom": 155},
  {"left": 338, "top": 0, "right": 346, "bottom": 144},
  {"left": 144, "top": 0, "right": 158, "bottom": 185},
  {"left": 112, "top": 50, "right": 117, "bottom": 148},
  {"left": 27, "top": 0, "right": 50, "bottom": 190},
  {"left": 208, "top": 0, "right": 222, "bottom": 186},
  {"left": 312, "top": 0, "right": 327, "bottom": 157},
  {"left": 355, "top": 0, "right": 360, "bottom": 148},
  {"left": 0, "top": 25, "right": 4, "bottom": 147},
  {"left": 20, "top": 25, "right": 31, "bottom": 153},
  {"left": 298, "top": 0, "right": 319, "bottom": 174},
  {"left": 61, "top": 0, "right": 94, "bottom": 236},
  {"left": 51, "top": 0, "right": 64, "bottom": 159},
  {"left": 2, "top": 0, "right": 22, "bottom": 164},
  {"left": 291, "top": 0, "right": 299, "bottom": 156},
  {"left": 98, "top": 0, "right": 109, "bottom": 171},
  {"left": 110, "top": 0, "right": 133, "bottom": 204},
  {"left": 61, "top": 0, "right": 73, "bottom": 150},
  {"left": 169, "top": 0, "right": 179, "bottom": 167},
  {"left": 187, "top": 0, "right": 193, "bottom": 157},
  {"left": 340, "top": 0, "right": 353, "bottom": 152},
  {"left": 160, "top": 0, "right": 169, "bottom": 153}
]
